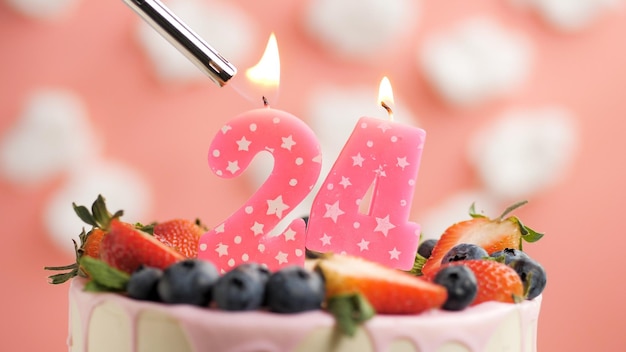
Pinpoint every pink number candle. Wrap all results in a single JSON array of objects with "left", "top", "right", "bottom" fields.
[
  {"left": 198, "top": 34, "right": 322, "bottom": 272},
  {"left": 306, "top": 77, "right": 426, "bottom": 270}
]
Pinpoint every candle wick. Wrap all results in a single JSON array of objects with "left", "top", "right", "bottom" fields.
[
  {"left": 381, "top": 101, "right": 394, "bottom": 122},
  {"left": 262, "top": 96, "right": 269, "bottom": 107}
]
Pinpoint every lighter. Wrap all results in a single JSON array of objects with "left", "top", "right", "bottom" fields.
[{"left": 122, "top": 0, "right": 237, "bottom": 86}]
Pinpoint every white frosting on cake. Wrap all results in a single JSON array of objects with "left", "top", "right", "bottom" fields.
[{"left": 68, "top": 278, "right": 541, "bottom": 352}]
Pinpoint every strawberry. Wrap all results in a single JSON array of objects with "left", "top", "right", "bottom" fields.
[
  {"left": 45, "top": 195, "right": 124, "bottom": 284},
  {"left": 317, "top": 254, "right": 447, "bottom": 314},
  {"left": 433, "top": 260, "right": 524, "bottom": 305},
  {"left": 152, "top": 219, "right": 206, "bottom": 258},
  {"left": 82, "top": 228, "right": 106, "bottom": 259},
  {"left": 100, "top": 219, "right": 184, "bottom": 274},
  {"left": 421, "top": 201, "right": 543, "bottom": 276}
]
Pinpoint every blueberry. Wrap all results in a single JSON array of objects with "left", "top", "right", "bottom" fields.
[
  {"left": 127, "top": 266, "right": 163, "bottom": 301},
  {"left": 433, "top": 265, "right": 477, "bottom": 311},
  {"left": 441, "top": 243, "right": 488, "bottom": 264},
  {"left": 417, "top": 239, "right": 438, "bottom": 259},
  {"left": 491, "top": 248, "right": 529, "bottom": 264},
  {"left": 157, "top": 259, "right": 219, "bottom": 306},
  {"left": 213, "top": 263, "right": 270, "bottom": 311},
  {"left": 266, "top": 266, "right": 325, "bottom": 313},
  {"left": 509, "top": 258, "right": 547, "bottom": 300}
]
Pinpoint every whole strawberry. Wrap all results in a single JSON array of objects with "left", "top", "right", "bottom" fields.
[
  {"left": 45, "top": 195, "right": 123, "bottom": 284},
  {"left": 100, "top": 219, "right": 184, "bottom": 274},
  {"left": 317, "top": 254, "right": 447, "bottom": 314},
  {"left": 421, "top": 201, "right": 543, "bottom": 276},
  {"left": 434, "top": 260, "right": 524, "bottom": 305},
  {"left": 152, "top": 219, "right": 205, "bottom": 258}
]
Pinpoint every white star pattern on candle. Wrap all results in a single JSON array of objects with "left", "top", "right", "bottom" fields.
[
  {"left": 357, "top": 238, "right": 369, "bottom": 251},
  {"left": 352, "top": 153, "right": 365, "bottom": 167},
  {"left": 281, "top": 135, "right": 296, "bottom": 151},
  {"left": 221, "top": 125, "right": 232, "bottom": 134},
  {"left": 215, "top": 224, "right": 225, "bottom": 233},
  {"left": 236, "top": 136, "right": 251, "bottom": 151},
  {"left": 378, "top": 123, "right": 392, "bottom": 133},
  {"left": 320, "top": 233, "right": 332, "bottom": 246},
  {"left": 397, "top": 157, "right": 410, "bottom": 170},
  {"left": 275, "top": 251, "right": 288, "bottom": 264},
  {"left": 374, "top": 165, "right": 387, "bottom": 177},
  {"left": 250, "top": 221, "right": 264, "bottom": 236},
  {"left": 339, "top": 176, "right": 352, "bottom": 189},
  {"left": 215, "top": 242, "right": 229, "bottom": 257},
  {"left": 389, "top": 247, "right": 401, "bottom": 260},
  {"left": 266, "top": 195, "right": 289, "bottom": 219},
  {"left": 226, "top": 160, "right": 240, "bottom": 174},
  {"left": 284, "top": 228, "right": 296, "bottom": 241},
  {"left": 374, "top": 215, "right": 396, "bottom": 237},
  {"left": 323, "top": 200, "right": 345, "bottom": 223}
]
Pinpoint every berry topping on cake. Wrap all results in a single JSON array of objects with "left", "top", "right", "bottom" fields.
[
  {"left": 437, "top": 260, "right": 524, "bottom": 305},
  {"left": 491, "top": 248, "right": 530, "bottom": 264},
  {"left": 157, "top": 259, "right": 219, "bottom": 306},
  {"left": 317, "top": 254, "right": 447, "bottom": 314},
  {"left": 421, "top": 201, "right": 543, "bottom": 276},
  {"left": 509, "top": 257, "right": 547, "bottom": 300},
  {"left": 213, "top": 263, "right": 271, "bottom": 311},
  {"left": 152, "top": 219, "right": 206, "bottom": 258},
  {"left": 127, "top": 266, "right": 163, "bottom": 302},
  {"left": 441, "top": 243, "right": 488, "bottom": 264},
  {"left": 417, "top": 238, "right": 437, "bottom": 259},
  {"left": 100, "top": 219, "right": 185, "bottom": 274},
  {"left": 266, "top": 266, "right": 325, "bottom": 313},
  {"left": 433, "top": 265, "right": 478, "bottom": 311}
]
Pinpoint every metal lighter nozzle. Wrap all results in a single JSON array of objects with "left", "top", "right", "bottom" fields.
[{"left": 122, "top": 0, "right": 237, "bottom": 86}]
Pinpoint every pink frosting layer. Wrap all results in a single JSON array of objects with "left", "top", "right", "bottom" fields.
[{"left": 69, "top": 278, "right": 542, "bottom": 352}]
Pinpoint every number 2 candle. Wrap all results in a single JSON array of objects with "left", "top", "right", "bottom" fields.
[
  {"left": 198, "top": 34, "right": 322, "bottom": 272},
  {"left": 306, "top": 77, "right": 426, "bottom": 270}
]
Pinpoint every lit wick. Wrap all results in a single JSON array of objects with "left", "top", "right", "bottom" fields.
[{"left": 381, "top": 101, "right": 394, "bottom": 122}]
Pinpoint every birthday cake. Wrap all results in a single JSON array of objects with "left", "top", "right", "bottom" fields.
[{"left": 48, "top": 196, "right": 546, "bottom": 352}]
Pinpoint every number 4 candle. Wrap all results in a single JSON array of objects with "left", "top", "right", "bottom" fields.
[
  {"left": 198, "top": 34, "right": 322, "bottom": 272},
  {"left": 306, "top": 77, "right": 426, "bottom": 270}
]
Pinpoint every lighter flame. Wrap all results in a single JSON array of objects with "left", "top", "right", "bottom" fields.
[
  {"left": 246, "top": 33, "right": 280, "bottom": 92},
  {"left": 377, "top": 76, "right": 394, "bottom": 121}
]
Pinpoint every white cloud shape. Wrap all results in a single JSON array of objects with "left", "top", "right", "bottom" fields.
[
  {"left": 0, "top": 89, "right": 101, "bottom": 186},
  {"left": 511, "top": 0, "right": 623, "bottom": 31},
  {"left": 44, "top": 160, "right": 152, "bottom": 255},
  {"left": 419, "top": 190, "right": 501, "bottom": 240},
  {"left": 420, "top": 17, "right": 533, "bottom": 107},
  {"left": 304, "top": 0, "right": 419, "bottom": 61},
  {"left": 136, "top": 0, "right": 257, "bottom": 83},
  {"left": 468, "top": 106, "right": 578, "bottom": 200},
  {"left": 4, "top": 0, "right": 79, "bottom": 20}
]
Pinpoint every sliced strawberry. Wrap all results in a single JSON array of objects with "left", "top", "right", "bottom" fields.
[
  {"left": 432, "top": 260, "right": 524, "bottom": 305},
  {"left": 100, "top": 219, "right": 184, "bottom": 274},
  {"left": 317, "top": 254, "right": 447, "bottom": 314},
  {"left": 152, "top": 219, "right": 205, "bottom": 258},
  {"left": 421, "top": 201, "right": 543, "bottom": 276}
]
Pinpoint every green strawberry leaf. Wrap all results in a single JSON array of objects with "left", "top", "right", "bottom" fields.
[
  {"left": 409, "top": 252, "right": 428, "bottom": 276},
  {"left": 468, "top": 202, "right": 487, "bottom": 219},
  {"left": 516, "top": 218, "right": 544, "bottom": 243},
  {"left": 497, "top": 200, "right": 528, "bottom": 221},
  {"left": 327, "top": 293, "right": 376, "bottom": 337},
  {"left": 73, "top": 203, "right": 97, "bottom": 227},
  {"left": 79, "top": 257, "right": 130, "bottom": 292}
]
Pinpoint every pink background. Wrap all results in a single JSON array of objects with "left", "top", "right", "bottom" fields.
[{"left": 1, "top": 0, "right": 625, "bottom": 351}]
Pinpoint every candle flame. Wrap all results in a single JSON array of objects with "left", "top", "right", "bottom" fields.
[
  {"left": 246, "top": 33, "right": 280, "bottom": 102},
  {"left": 377, "top": 76, "right": 394, "bottom": 122}
]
